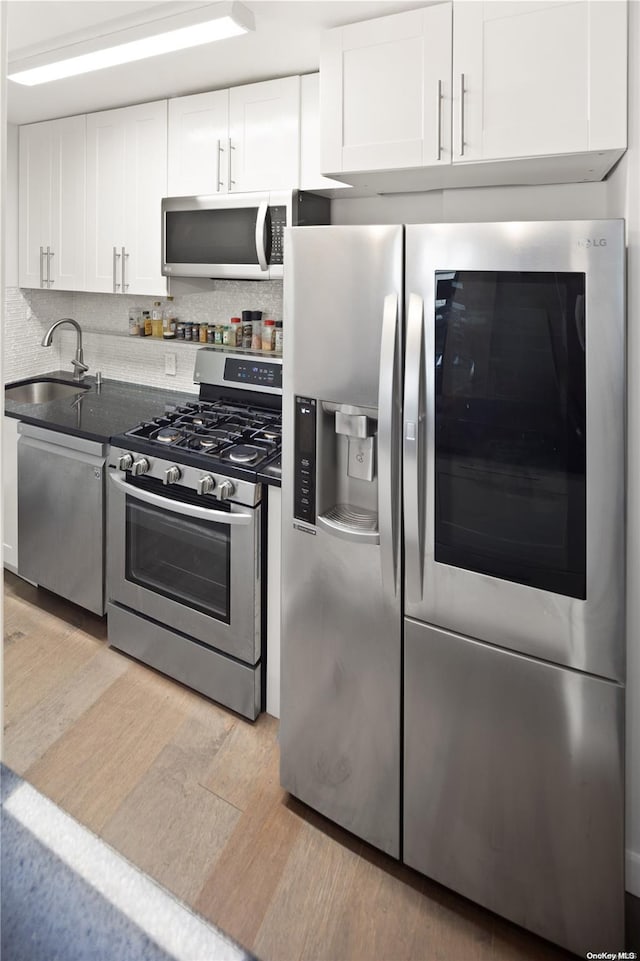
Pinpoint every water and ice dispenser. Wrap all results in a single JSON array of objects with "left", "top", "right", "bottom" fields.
[{"left": 294, "top": 396, "right": 379, "bottom": 541}]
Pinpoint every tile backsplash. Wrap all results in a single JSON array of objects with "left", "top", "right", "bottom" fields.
[{"left": 3, "top": 281, "right": 283, "bottom": 394}]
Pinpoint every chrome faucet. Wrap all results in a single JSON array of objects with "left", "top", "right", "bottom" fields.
[{"left": 41, "top": 318, "right": 89, "bottom": 382}]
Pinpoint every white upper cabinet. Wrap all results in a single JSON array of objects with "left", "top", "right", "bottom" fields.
[
  {"left": 320, "top": 0, "right": 627, "bottom": 190},
  {"left": 453, "top": 0, "right": 627, "bottom": 163},
  {"left": 167, "top": 90, "right": 229, "bottom": 196},
  {"left": 300, "top": 73, "right": 351, "bottom": 191},
  {"left": 321, "top": 4, "right": 452, "bottom": 173},
  {"left": 167, "top": 76, "right": 300, "bottom": 196},
  {"left": 86, "top": 100, "right": 167, "bottom": 296},
  {"left": 19, "top": 115, "right": 86, "bottom": 291}
]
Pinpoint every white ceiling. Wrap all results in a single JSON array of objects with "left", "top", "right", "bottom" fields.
[{"left": 6, "top": 0, "right": 429, "bottom": 125}]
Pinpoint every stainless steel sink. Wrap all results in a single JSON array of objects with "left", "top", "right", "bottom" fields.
[{"left": 5, "top": 379, "right": 90, "bottom": 404}]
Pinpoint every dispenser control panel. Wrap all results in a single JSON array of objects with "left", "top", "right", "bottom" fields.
[{"left": 294, "top": 396, "right": 316, "bottom": 524}]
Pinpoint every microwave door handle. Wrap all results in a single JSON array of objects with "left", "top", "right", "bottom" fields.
[
  {"left": 109, "top": 472, "right": 253, "bottom": 525},
  {"left": 378, "top": 292, "right": 401, "bottom": 597},
  {"left": 255, "top": 201, "right": 269, "bottom": 272},
  {"left": 404, "top": 292, "right": 426, "bottom": 603}
]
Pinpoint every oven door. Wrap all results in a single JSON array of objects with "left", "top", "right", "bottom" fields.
[{"left": 107, "top": 471, "right": 260, "bottom": 665}]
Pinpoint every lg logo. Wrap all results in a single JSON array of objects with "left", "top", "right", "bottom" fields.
[{"left": 578, "top": 238, "right": 608, "bottom": 248}]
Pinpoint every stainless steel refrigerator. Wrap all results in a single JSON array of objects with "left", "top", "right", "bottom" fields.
[{"left": 280, "top": 221, "right": 625, "bottom": 955}]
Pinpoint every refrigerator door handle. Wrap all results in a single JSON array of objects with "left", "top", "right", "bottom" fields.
[
  {"left": 404, "top": 292, "right": 425, "bottom": 602},
  {"left": 378, "top": 291, "right": 401, "bottom": 596}
]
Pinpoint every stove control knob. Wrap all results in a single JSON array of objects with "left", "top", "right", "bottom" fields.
[
  {"left": 163, "top": 466, "right": 182, "bottom": 486},
  {"left": 117, "top": 453, "right": 134, "bottom": 472},
  {"left": 131, "top": 457, "right": 150, "bottom": 477},
  {"left": 197, "top": 474, "right": 216, "bottom": 496},
  {"left": 217, "top": 479, "right": 235, "bottom": 501}
]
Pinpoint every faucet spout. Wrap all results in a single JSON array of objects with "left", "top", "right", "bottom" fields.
[{"left": 41, "top": 318, "right": 88, "bottom": 382}]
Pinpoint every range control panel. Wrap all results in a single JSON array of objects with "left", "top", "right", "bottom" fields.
[
  {"left": 224, "top": 357, "right": 282, "bottom": 390},
  {"left": 269, "top": 206, "right": 286, "bottom": 265},
  {"left": 294, "top": 396, "right": 317, "bottom": 525}
]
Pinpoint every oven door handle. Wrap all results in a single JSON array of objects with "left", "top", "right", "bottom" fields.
[{"left": 109, "top": 472, "right": 254, "bottom": 525}]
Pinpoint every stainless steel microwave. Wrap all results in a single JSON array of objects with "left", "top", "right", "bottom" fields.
[{"left": 161, "top": 190, "right": 330, "bottom": 281}]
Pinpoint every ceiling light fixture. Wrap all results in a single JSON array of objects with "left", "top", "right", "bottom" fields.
[{"left": 8, "top": 1, "right": 254, "bottom": 86}]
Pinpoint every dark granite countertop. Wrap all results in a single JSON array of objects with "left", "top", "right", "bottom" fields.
[
  {"left": 5, "top": 370, "right": 282, "bottom": 488},
  {"left": 4, "top": 371, "right": 196, "bottom": 445}
]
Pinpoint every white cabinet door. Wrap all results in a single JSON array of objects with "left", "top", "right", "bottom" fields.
[
  {"left": 299, "top": 73, "right": 349, "bottom": 191},
  {"left": 122, "top": 100, "right": 168, "bottom": 296},
  {"left": 3, "top": 416, "right": 19, "bottom": 572},
  {"left": 19, "top": 116, "right": 86, "bottom": 291},
  {"left": 167, "top": 90, "right": 229, "bottom": 195},
  {"left": 86, "top": 109, "right": 127, "bottom": 293},
  {"left": 452, "top": 0, "right": 627, "bottom": 162},
  {"left": 51, "top": 116, "right": 86, "bottom": 291},
  {"left": 321, "top": 4, "right": 452, "bottom": 173},
  {"left": 86, "top": 101, "right": 167, "bottom": 295},
  {"left": 228, "top": 76, "right": 300, "bottom": 191}
]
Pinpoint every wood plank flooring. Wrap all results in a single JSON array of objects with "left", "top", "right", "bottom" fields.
[{"left": 3, "top": 571, "right": 575, "bottom": 961}]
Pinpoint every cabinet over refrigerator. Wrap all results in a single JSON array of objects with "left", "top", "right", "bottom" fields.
[{"left": 280, "top": 220, "right": 625, "bottom": 956}]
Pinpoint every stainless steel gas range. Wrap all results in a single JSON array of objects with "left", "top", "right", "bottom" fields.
[{"left": 107, "top": 349, "right": 282, "bottom": 720}]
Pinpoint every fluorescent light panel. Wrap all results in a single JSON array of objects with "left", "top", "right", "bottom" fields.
[{"left": 8, "top": 2, "right": 253, "bottom": 86}]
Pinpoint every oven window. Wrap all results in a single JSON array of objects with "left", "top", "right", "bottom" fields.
[
  {"left": 125, "top": 500, "right": 231, "bottom": 621},
  {"left": 434, "top": 270, "right": 586, "bottom": 599}
]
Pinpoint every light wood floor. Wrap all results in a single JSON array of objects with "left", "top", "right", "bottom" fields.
[{"left": 3, "top": 571, "right": 574, "bottom": 961}]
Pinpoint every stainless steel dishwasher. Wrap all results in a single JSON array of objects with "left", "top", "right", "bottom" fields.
[{"left": 18, "top": 423, "right": 107, "bottom": 615}]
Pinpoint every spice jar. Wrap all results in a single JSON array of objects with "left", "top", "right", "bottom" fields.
[
  {"left": 207, "top": 324, "right": 215, "bottom": 344},
  {"left": 251, "top": 310, "right": 263, "bottom": 350},
  {"left": 141, "top": 311, "right": 152, "bottom": 336},
  {"left": 184, "top": 321, "right": 193, "bottom": 342},
  {"left": 176, "top": 321, "right": 185, "bottom": 340},
  {"left": 262, "top": 318, "right": 276, "bottom": 351},
  {"left": 199, "top": 322, "right": 208, "bottom": 344},
  {"left": 275, "top": 320, "right": 283, "bottom": 354},
  {"left": 241, "top": 310, "right": 252, "bottom": 349},
  {"left": 192, "top": 322, "right": 200, "bottom": 342},
  {"left": 228, "top": 317, "right": 242, "bottom": 347},
  {"left": 128, "top": 308, "right": 141, "bottom": 336},
  {"left": 214, "top": 323, "right": 224, "bottom": 345}
]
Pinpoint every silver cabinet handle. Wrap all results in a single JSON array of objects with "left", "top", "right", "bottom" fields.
[
  {"left": 378, "top": 292, "right": 401, "bottom": 596},
  {"left": 109, "top": 472, "right": 253, "bottom": 525},
  {"left": 216, "top": 138, "right": 223, "bottom": 191},
  {"left": 227, "top": 136, "right": 234, "bottom": 190},
  {"left": 255, "top": 201, "right": 269, "bottom": 273},
  {"left": 47, "top": 247, "right": 54, "bottom": 287},
  {"left": 436, "top": 79, "right": 443, "bottom": 161},
  {"left": 39, "top": 246, "right": 45, "bottom": 288},
  {"left": 113, "top": 246, "right": 121, "bottom": 293},
  {"left": 459, "top": 73, "right": 466, "bottom": 157},
  {"left": 122, "top": 246, "right": 129, "bottom": 292},
  {"left": 404, "top": 292, "right": 426, "bottom": 602}
]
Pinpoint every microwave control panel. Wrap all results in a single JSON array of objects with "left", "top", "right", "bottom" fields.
[
  {"left": 294, "top": 396, "right": 316, "bottom": 525},
  {"left": 269, "top": 206, "right": 286, "bottom": 265}
]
